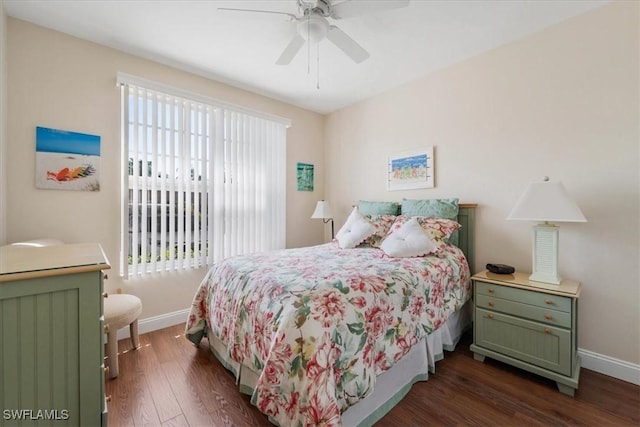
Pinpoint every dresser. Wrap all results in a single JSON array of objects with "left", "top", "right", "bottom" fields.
[
  {"left": 470, "top": 270, "right": 581, "bottom": 396},
  {"left": 0, "top": 243, "right": 110, "bottom": 426}
]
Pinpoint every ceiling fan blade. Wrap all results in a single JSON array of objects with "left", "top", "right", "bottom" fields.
[
  {"left": 276, "top": 34, "right": 305, "bottom": 65},
  {"left": 331, "top": 0, "right": 410, "bottom": 19},
  {"left": 326, "top": 25, "right": 370, "bottom": 63},
  {"left": 217, "top": 8, "right": 297, "bottom": 20}
]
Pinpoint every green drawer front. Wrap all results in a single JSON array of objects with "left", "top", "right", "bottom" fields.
[
  {"left": 99, "top": 275, "right": 106, "bottom": 421},
  {"left": 475, "top": 281, "right": 571, "bottom": 312},
  {"left": 475, "top": 308, "right": 572, "bottom": 376},
  {"left": 476, "top": 294, "right": 571, "bottom": 328}
]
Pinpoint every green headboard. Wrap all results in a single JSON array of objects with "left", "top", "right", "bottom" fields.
[{"left": 456, "top": 204, "right": 476, "bottom": 274}]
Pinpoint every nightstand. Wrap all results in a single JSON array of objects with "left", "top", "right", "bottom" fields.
[{"left": 470, "top": 270, "right": 582, "bottom": 396}]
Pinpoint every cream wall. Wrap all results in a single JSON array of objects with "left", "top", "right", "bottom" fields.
[
  {"left": 0, "top": 2, "right": 7, "bottom": 245},
  {"left": 6, "top": 19, "right": 325, "bottom": 319},
  {"left": 325, "top": 2, "right": 639, "bottom": 365}
]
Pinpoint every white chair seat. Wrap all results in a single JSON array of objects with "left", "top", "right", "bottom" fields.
[
  {"left": 104, "top": 294, "right": 142, "bottom": 379},
  {"left": 104, "top": 294, "right": 142, "bottom": 329}
]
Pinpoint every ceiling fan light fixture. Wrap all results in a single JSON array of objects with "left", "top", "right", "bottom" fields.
[
  {"left": 220, "top": 0, "right": 408, "bottom": 66},
  {"left": 299, "top": 0, "right": 319, "bottom": 10},
  {"left": 298, "top": 14, "right": 329, "bottom": 42}
]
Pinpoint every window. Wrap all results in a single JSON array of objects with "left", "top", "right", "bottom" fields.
[{"left": 119, "top": 74, "right": 288, "bottom": 277}]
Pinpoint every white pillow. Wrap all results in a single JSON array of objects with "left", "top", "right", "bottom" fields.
[
  {"left": 336, "top": 207, "right": 375, "bottom": 249},
  {"left": 380, "top": 216, "right": 440, "bottom": 258}
]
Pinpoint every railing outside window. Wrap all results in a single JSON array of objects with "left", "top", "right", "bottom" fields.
[{"left": 119, "top": 75, "right": 288, "bottom": 277}]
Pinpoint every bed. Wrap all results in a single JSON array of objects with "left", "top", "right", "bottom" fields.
[{"left": 186, "top": 202, "right": 476, "bottom": 426}]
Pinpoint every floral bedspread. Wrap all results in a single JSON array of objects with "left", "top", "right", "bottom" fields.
[{"left": 185, "top": 242, "right": 471, "bottom": 426}]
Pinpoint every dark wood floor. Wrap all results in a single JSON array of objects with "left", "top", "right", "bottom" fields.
[{"left": 106, "top": 324, "right": 640, "bottom": 426}]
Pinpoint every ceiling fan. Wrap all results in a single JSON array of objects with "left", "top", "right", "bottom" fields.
[{"left": 219, "top": 0, "right": 410, "bottom": 65}]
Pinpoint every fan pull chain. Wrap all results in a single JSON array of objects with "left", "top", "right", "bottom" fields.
[
  {"left": 316, "top": 43, "right": 320, "bottom": 90},
  {"left": 307, "top": 18, "right": 311, "bottom": 75}
]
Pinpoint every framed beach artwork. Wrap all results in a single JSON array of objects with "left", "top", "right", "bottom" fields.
[
  {"left": 388, "top": 147, "right": 434, "bottom": 191},
  {"left": 35, "top": 126, "right": 101, "bottom": 191},
  {"left": 296, "top": 162, "right": 314, "bottom": 191}
]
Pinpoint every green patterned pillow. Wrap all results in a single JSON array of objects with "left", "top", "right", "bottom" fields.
[
  {"left": 401, "top": 198, "right": 459, "bottom": 219},
  {"left": 357, "top": 200, "right": 400, "bottom": 216}
]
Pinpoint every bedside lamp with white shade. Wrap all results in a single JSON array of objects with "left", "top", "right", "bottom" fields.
[
  {"left": 507, "top": 177, "right": 587, "bottom": 285},
  {"left": 311, "top": 200, "right": 335, "bottom": 239}
]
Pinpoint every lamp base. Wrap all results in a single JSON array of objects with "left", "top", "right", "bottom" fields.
[
  {"left": 530, "top": 223, "right": 562, "bottom": 285},
  {"left": 529, "top": 272, "right": 562, "bottom": 285},
  {"left": 324, "top": 218, "right": 335, "bottom": 240}
]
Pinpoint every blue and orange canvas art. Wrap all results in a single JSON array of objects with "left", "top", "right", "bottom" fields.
[{"left": 35, "top": 126, "right": 101, "bottom": 191}]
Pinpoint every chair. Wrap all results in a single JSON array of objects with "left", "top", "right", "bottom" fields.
[{"left": 103, "top": 293, "right": 142, "bottom": 379}]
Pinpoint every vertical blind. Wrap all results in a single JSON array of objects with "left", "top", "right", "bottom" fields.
[{"left": 119, "top": 75, "right": 288, "bottom": 278}]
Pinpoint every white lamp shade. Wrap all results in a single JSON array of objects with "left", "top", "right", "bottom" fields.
[
  {"left": 507, "top": 180, "right": 586, "bottom": 223},
  {"left": 508, "top": 178, "right": 586, "bottom": 285},
  {"left": 311, "top": 200, "right": 333, "bottom": 219}
]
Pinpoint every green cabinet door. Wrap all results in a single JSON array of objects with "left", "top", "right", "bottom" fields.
[
  {"left": 475, "top": 307, "right": 572, "bottom": 376},
  {"left": 0, "top": 271, "right": 104, "bottom": 426}
]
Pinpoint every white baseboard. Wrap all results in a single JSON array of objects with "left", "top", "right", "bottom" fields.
[
  {"left": 114, "top": 309, "right": 640, "bottom": 386},
  {"left": 116, "top": 308, "right": 190, "bottom": 340},
  {"left": 578, "top": 347, "right": 640, "bottom": 386}
]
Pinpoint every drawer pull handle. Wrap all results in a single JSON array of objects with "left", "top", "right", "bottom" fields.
[
  {"left": 488, "top": 301, "right": 495, "bottom": 307},
  {"left": 488, "top": 288, "right": 495, "bottom": 293},
  {"left": 544, "top": 314, "right": 553, "bottom": 320},
  {"left": 103, "top": 292, "right": 109, "bottom": 298},
  {"left": 545, "top": 299, "right": 553, "bottom": 305},
  {"left": 487, "top": 313, "right": 494, "bottom": 319},
  {"left": 544, "top": 328, "right": 551, "bottom": 334}
]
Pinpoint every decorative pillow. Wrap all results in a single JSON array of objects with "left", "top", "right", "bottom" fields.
[
  {"left": 388, "top": 215, "right": 461, "bottom": 245},
  {"left": 336, "top": 207, "right": 376, "bottom": 249},
  {"left": 357, "top": 200, "right": 400, "bottom": 216},
  {"left": 400, "top": 199, "right": 460, "bottom": 245},
  {"left": 401, "top": 198, "right": 459, "bottom": 219},
  {"left": 380, "top": 217, "right": 440, "bottom": 258},
  {"left": 357, "top": 214, "right": 396, "bottom": 248},
  {"left": 421, "top": 217, "right": 462, "bottom": 245}
]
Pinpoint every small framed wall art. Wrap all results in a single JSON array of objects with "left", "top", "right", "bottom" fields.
[
  {"left": 388, "top": 147, "right": 434, "bottom": 191},
  {"left": 297, "top": 162, "right": 314, "bottom": 191},
  {"left": 35, "top": 126, "right": 101, "bottom": 191}
]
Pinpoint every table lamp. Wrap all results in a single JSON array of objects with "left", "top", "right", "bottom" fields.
[
  {"left": 311, "top": 200, "right": 334, "bottom": 239},
  {"left": 507, "top": 177, "right": 586, "bottom": 284}
]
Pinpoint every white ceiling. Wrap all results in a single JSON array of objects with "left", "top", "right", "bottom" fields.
[{"left": 4, "top": 0, "right": 608, "bottom": 114}]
